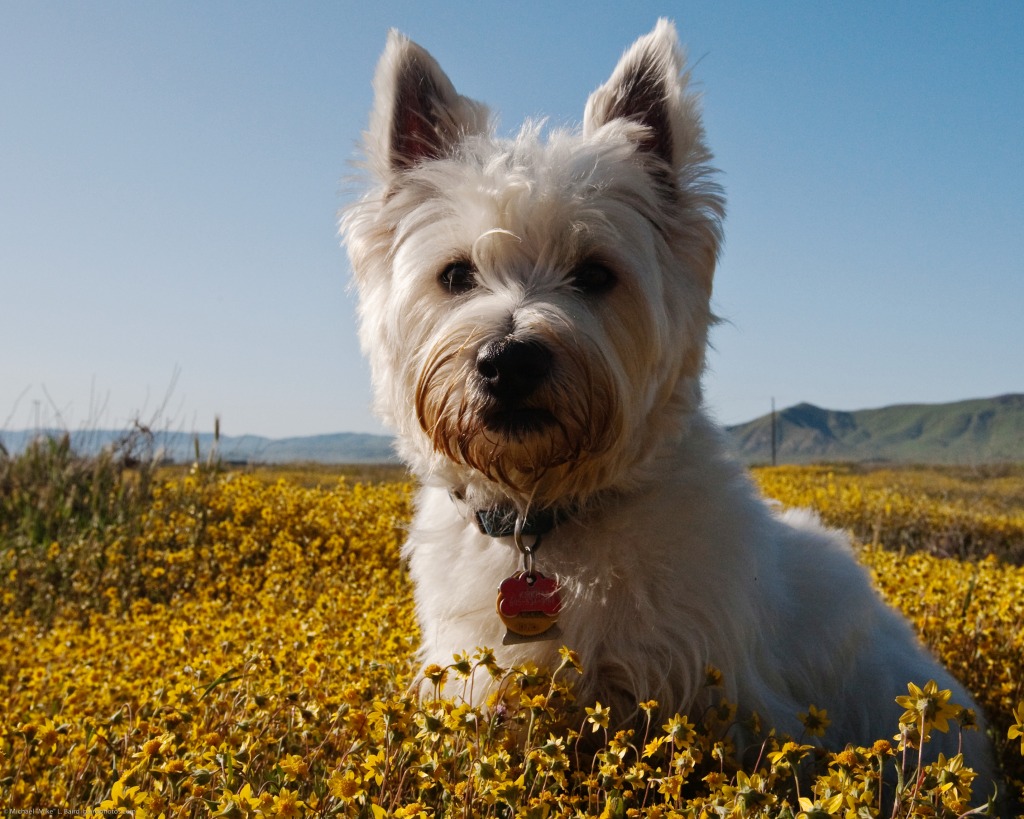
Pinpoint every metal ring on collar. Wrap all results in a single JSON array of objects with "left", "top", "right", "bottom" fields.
[{"left": 513, "top": 515, "right": 541, "bottom": 578}]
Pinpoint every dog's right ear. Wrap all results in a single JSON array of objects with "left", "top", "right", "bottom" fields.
[
  {"left": 366, "top": 30, "right": 489, "bottom": 180},
  {"left": 583, "top": 19, "right": 704, "bottom": 173}
]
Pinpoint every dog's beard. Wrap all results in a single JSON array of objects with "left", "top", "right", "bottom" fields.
[{"left": 414, "top": 334, "right": 621, "bottom": 502}]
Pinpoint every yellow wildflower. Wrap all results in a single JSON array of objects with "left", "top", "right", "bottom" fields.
[
  {"left": 271, "top": 788, "right": 305, "bottom": 818},
  {"left": 280, "top": 753, "right": 309, "bottom": 780},
  {"left": 327, "top": 768, "right": 363, "bottom": 800},
  {"left": 895, "top": 679, "right": 958, "bottom": 734},
  {"left": 798, "top": 704, "right": 830, "bottom": 737},
  {"left": 586, "top": 701, "right": 611, "bottom": 732},
  {"left": 1007, "top": 701, "right": 1024, "bottom": 754}
]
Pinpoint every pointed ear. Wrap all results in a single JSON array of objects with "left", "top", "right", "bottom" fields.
[
  {"left": 365, "top": 30, "right": 489, "bottom": 179},
  {"left": 583, "top": 19, "right": 703, "bottom": 170}
]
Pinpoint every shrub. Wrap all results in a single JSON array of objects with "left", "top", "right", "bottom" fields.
[{"left": 0, "top": 430, "right": 159, "bottom": 623}]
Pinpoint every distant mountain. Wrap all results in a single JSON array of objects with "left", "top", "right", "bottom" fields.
[
  {"left": 725, "top": 394, "right": 1024, "bottom": 464},
  {"left": 0, "top": 428, "right": 399, "bottom": 465},
  {"left": 4, "top": 394, "right": 1022, "bottom": 466}
]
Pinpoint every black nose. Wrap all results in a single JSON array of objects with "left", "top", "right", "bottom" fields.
[{"left": 476, "top": 338, "right": 552, "bottom": 401}]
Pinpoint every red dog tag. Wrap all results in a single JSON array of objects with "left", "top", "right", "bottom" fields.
[{"left": 496, "top": 572, "right": 561, "bottom": 637}]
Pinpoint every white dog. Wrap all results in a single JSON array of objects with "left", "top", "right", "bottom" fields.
[{"left": 343, "top": 20, "right": 994, "bottom": 782}]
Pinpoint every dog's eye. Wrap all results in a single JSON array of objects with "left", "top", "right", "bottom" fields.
[
  {"left": 571, "top": 262, "right": 617, "bottom": 295},
  {"left": 438, "top": 261, "right": 477, "bottom": 295}
]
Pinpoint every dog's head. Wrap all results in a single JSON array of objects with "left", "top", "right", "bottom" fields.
[{"left": 343, "top": 20, "right": 723, "bottom": 509}]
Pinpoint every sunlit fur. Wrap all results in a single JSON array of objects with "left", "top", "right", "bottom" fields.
[{"left": 342, "top": 20, "right": 994, "bottom": 786}]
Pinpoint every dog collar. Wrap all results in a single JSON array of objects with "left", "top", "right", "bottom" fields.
[
  {"left": 475, "top": 504, "right": 563, "bottom": 643},
  {"left": 474, "top": 506, "right": 558, "bottom": 538},
  {"left": 446, "top": 493, "right": 565, "bottom": 642},
  {"left": 447, "top": 489, "right": 562, "bottom": 539}
]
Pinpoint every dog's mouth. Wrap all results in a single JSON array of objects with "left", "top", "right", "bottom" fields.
[{"left": 481, "top": 406, "right": 558, "bottom": 437}]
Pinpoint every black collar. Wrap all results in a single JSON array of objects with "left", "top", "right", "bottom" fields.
[{"left": 473, "top": 505, "right": 559, "bottom": 538}]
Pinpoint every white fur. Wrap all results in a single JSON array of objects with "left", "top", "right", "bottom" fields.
[{"left": 342, "top": 20, "right": 994, "bottom": 784}]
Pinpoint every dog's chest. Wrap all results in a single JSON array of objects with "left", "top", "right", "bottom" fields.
[{"left": 406, "top": 492, "right": 698, "bottom": 650}]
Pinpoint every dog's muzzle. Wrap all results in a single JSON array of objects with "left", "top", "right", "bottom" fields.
[{"left": 476, "top": 337, "right": 557, "bottom": 435}]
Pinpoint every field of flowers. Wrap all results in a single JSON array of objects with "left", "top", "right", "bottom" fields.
[
  {"left": 753, "top": 464, "right": 1024, "bottom": 564},
  {"left": 2, "top": 440, "right": 1023, "bottom": 816}
]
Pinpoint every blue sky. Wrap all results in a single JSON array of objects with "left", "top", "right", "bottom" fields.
[{"left": 2, "top": 2, "right": 1022, "bottom": 439}]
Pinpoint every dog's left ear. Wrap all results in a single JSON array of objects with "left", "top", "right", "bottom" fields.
[{"left": 583, "top": 19, "right": 703, "bottom": 172}]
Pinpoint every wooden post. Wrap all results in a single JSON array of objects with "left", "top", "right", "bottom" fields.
[{"left": 771, "top": 397, "right": 777, "bottom": 466}]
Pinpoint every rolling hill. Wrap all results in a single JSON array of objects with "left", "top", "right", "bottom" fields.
[
  {"left": 0, "top": 428, "right": 399, "bottom": 465},
  {"left": 725, "top": 394, "right": 1024, "bottom": 464},
  {"left": 3, "top": 394, "right": 1022, "bottom": 465}
]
